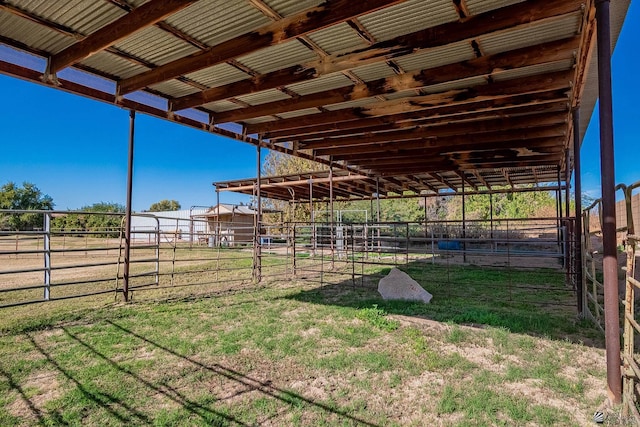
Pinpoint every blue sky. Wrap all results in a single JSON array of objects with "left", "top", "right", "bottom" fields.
[{"left": 1, "top": 3, "right": 639, "bottom": 211}]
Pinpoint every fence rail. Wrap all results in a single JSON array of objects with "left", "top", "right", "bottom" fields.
[{"left": 1, "top": 210, "right": 574, "bottom": 311}]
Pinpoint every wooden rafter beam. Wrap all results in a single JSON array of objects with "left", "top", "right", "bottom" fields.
[
  {"left": 207, "top": 38, "right": 578, "bottom": 120},
  {"left": 48, "top": 0, "right": 197, "bottom": 74},
  {"left": 248, "top": 84, "right": 570, "bottom": 136},
  {"left": 170, "top": 0, "right": 583, "bottom": 111},
  {"left": 429, "top": 173, "right": 457, "bottom": 191},
  {"left": 263, "top": 99, "right": 569, "bottom": 140},
  {"left": 348, "top": 145, "right": 563, "bottom": 170},
  {"left": 300, "top": 111, "right": 567, "bottom": 150},
  {"left": 407, "top": 175, "right": 439, "bottom": 193},
  {"left": 118, "top": 0, "right": 407, "bottom": 94},
  {"left": 502, "top": 169, "right": 515, "bottom": 188},
  {"left": 327, "top": 142, "right": 566, "bottom": 166},
  {"left": 312, "top": 123, "right": 568, "bottom": 156},
  {"left": 456, "top": 171, "right": 478, "bottom": 191},
  {"left": 473, "top": 171, "right": 492, "bottom": 190},
  {"left": 263, "top": 100, "right": 569, "bottom": 142},
  {"left": 369, "top": 156, "right": 562, "bottom": 176}
]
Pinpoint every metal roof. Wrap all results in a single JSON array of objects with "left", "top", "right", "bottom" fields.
[
  {"left": 0, "top": 0, "right": 632, "bottom": 200},
  {"left": 214, "top": 166, "right": 565, "bottom": 202}
]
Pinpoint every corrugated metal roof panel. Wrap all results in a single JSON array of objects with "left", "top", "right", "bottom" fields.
[
  {"left": 6, "top": 0, "right": 126, "bottom": 35},
  {"left": 263, "top": 0, "right": 323, "bottom": 17},
  {"left": 114, "top": 26, "right": 200, "bottom": 66},
  {"left": 185, "top": 63, "right": 250, "bottom": 88},
  {"left": 285, "top": 72, "right": 353, "bottom": 96},
  {"left": 236, "top": 40, "right": 316, "bottom": 74},
  {"left": 478, "top": 13, "right": 581, "bottom": 56},
  {"left": 384, "top": 89, "right": 419, "bottom": 100},
  {"left": 79, "top": 50, "right": 149, "bottom": 79},
  {"left": 492, "top": 59, "right": 574, "bottom": 82},
  {"left": 243, "top": 116, "right": 277, "bottom": 124},
  {"left": 358, "top": 0, "right": 458, "bottom": 42},
  {"left": 421, "top": 76, "right": 488, "bottom": 94},
  {"left": 395, "top": 41, "right": 476, "bottom": 72},
  {"left": 203, "top": 100, "right": 243, "bottom": 112},
  {"left": 277, "top": 108, "right": 321, "bottom": 119},
  {"left": 0, "top": 10, "right": 76, "bottom": 54},
  {"left": 324, "top": 97, "right": 379, "bottom": 111},
  {"left": 165, "top": 0, "right": 269, "bottom": 48},
  {"left": 350, "top": 62, "right": 394, "bottom": 82},
  {"left": 465, "top": 0, "right": 525, "bottom": 16},
  {"left": 235, "top": 88, "right": 291, "bottom": 105},
  {"left": 125, "top": 0, "right": 150, "bottom": 7},
  {"left": 307, "top": 22, "right": 369, "bottom": 55},
  {"left": 149, "top": 79, "right": 200, "bottom": 98}
]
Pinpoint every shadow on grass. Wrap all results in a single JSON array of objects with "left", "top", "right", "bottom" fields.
[
  {"left": 20, "top": 320, "right": 380, "bottom": 426},
  {"left": 284, "top": 260, "right": 604, "bottom": 348}
]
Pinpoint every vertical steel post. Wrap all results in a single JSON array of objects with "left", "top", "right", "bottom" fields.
[
  {"left": 43, "top": 212, "right": 51, "bottom": 301},
  {"left": 329, "top": 161, "right": 335, "bottom": 269},
  {"left": 376, "top": 178, "right": 381, "bottom": 254},
  {"left": 564, "top": 151, "right": 571, "bottom": 274},
  {"left": 596, "top": 0, "right": 621, "bottom": 404},
  {"left": 255, "top": 145, "right": 262, "bottom": 282},
  {"left": 573, "top": 108, "right": 584, "bottom": 314},
  {"left": 556, "top": 167, "right": 562, "bottom": 248},
  {"left": 565, "top": 150, "right": 571, "bottom": 219},
  {"left": 216, "top": 187, "right": 220, "bottom": 245},
  {"left": 376, "top": 178, "right": 381, "bottom": 222},
  {"left": 123, "top": 110, "right": 135, "bottom": 302},
  {"left": 462, "top": 179, "right": 466, "bottom": 263},
  {"left": 309, "top": 179, "right": 315, "bottom": 256},
  {"left": 490, "top": 192, "right": 494, "bottom": 242}
]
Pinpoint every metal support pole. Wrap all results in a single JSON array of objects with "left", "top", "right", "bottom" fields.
[
  {"left": 123, "top": 110, "right": 135, "bottom": 302},
  {"left": 462, "top": 180, "right": 466, "bottom": 263},
  {"left": 215, "top": 187, "right": 220, "bottom": 246},
  {"left": 43, "top": 212, "right": 51, "bottom": 301},
  {"left": 573, "top": 108, "right": 584, "bottom": 314},
  {"left": 309, "top": 179, "right": 315, "bottom": 256},
  {"left": 490, "top": 192, "right": 494, "bottom": 244},
  {"left": 376, "top": 178, "right": 381, "bottom": 254},
  {"left": 565, "top": 149, "right": 571, "bottom": 278},
  {"left": 329, "top": 160, "right": 335, "bottom": 269},
  {"left": 376, "top": 178, "right": 381, "bottom": 222},
  {"left": 556, "top": 167, "right": 562, "bottom": 248},
  {"left": 565, "top": 150, "right": 571, "bottom": 219},
  {"left": 596, "top": 0, "right": 621, "bottom": 404},
  {"left": 255, "top": 145, "right": 262, "bottom": 282}
]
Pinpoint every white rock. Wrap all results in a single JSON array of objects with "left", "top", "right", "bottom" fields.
[{"left": 378, "top": 268, "right": 432, "bottom": 303}]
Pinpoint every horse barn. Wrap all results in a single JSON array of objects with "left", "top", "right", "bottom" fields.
[{"left": 0, "top": 0, "right": 639, "bottom": 421}]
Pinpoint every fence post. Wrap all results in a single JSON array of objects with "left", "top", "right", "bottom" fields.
[
  {"left": 292, "top": 226, "right": 297, "bottom": 277},
  {"left": 43, "top": 212, "right": 51, "bottom": 301}
]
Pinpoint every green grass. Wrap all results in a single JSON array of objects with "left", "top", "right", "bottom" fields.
[{"left": 0, "top": 261, "right": 612, "bottom": 426}]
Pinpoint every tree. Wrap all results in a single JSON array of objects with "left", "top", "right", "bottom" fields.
[
  {"left": 149, "top": 199, "right": 181, "bottom": 212},
  {"left": 261, "top": 151, "right": 328, "bottom": 223},
  {"left": 52, "top": 202, "right": 125, "bottom": 237},
  {"left": 0, "top": 182, "right": 54, "bottom": 230}
]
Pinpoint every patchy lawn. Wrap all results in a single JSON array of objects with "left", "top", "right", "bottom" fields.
[{"left": 0, "top": 263, "right": 621, "bottom": 426}]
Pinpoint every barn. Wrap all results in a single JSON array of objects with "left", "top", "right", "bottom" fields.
[{"left": 195, "top": 204, "right": 257, "bottom": 247}]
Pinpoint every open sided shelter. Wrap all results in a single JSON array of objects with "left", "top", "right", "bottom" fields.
[{"left": 0, "top": 0, "right": 632, "bottom": 406}]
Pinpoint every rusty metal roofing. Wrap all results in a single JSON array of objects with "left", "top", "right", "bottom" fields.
[
  {"left": 0, "top": 0, "right": 632, "bottom": 201},
  {"left": 306, "top": 23, "right": 369, "bottom": 55}
]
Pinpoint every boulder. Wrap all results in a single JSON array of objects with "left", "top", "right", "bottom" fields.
[{"left": 378, "top": 268, "right": 432, "bottom": 303}]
